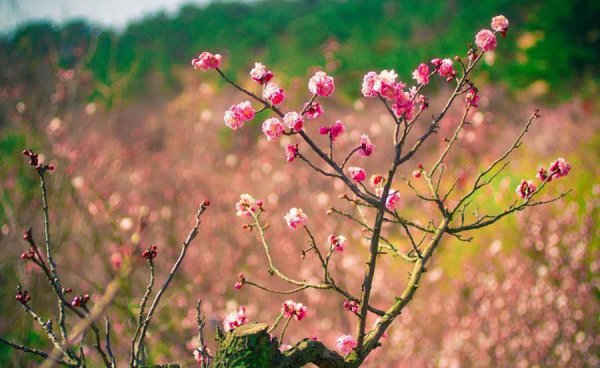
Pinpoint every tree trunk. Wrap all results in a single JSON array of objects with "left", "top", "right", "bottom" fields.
[{"left": 213, "top": 322, "right": 347, "bottom": 368}]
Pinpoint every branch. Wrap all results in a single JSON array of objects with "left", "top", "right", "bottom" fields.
[{"left": 134, "top": 202, "right": 209, "bottom": 363}]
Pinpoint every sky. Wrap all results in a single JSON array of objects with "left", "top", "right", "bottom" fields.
[{"left": 0, "top": 0, "right": 215, "bottom": 32}]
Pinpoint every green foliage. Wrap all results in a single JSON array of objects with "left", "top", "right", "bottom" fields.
[{"left": 1, "top": 0, "right": 598, "bottom": 106}]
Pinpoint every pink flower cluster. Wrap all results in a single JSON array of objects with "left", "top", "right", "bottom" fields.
[
  {"left": 362, "top": 70, "right": 426, "bottom": 120},
  {"left": 262, "top": 117, "right": 285, "bottom": 140},
  {"left": 235, "top": 193, "right": 261, "bottom": 216},
  {"left": 319, "top": 120, "right": 345, "bottom": 141},
  {"left": 250, "top": 62, "right": 273, "bottom": 84},
  {"left": 308, "top": 71, "right": 335, "bottom": 97},
  {"left": 327, "top": 234, "right": 347, "bottom": 252},
  {"left": 337, "top": 334, "right": 358, "bottom": 355},
  {"left": 223, "top": 306, "right": 248, "bottom": 331},
  {"left": 537, "top": 157, "right": 571, "bottom": 182},
  {"left": 432, "top": 58, "right": 456, "bottom": 81},
  {"left": 517, "top": 158, "right": 570, "bottom": 199},
  {"left": 343, "top": 300, "right": 359, "bottom": 314},
  {"left": 284, "top": 208, "right": 308, "bottom": 229},
  {"left": 348, "top": 167, "right": 366, "bottom": 182},
  {"left": 362, "top": 70, "right": 405, "bottom": 100},
  {"left": 224, "top": 101, "right": 255, "bottom": 130},
  {"left": 282, "top": 300, "right": 307, "bottom": 321},
  {"left": 412, "top": 63, "right": 431, "bottom": 85},
  {"left": 191, "top": 51, "right": 222, "bottom": 71}
]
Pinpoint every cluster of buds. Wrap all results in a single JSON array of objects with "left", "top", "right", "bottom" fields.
[
  {"left": 141, "top": 244, "right": 158, "bottom": 260},
  {"left": 537, "top": 158, "right": 571, "bottom": 182},
  {"left": 465, "top": 85, "right": 480, "bottom": 107},
  {"left": 71, "top": 294, "right": 90, "bottom": 308},
  {"left": 281, "top": 300, "right": 307, "bottom": 321},
  {"left": 343, "top": 300, "right": 359, "bottom": 314},
  {"left": 234, "top": 273, "right": 245, "bottom": 290},
  {"left": 412, "top": 163, "right": 424, "bottom": 178},
  {"left": 193, "top": 345, "right": 212, "bottom": 365},
  {"left": 518, "top": 158, "right": 571, "bottom": 199},
  {"left": 20, "top": 248, "right": 36, "bottom": 260},
  {"left": 22, "top": 149, "right": 54, "bottom": 173},
  {"left": 15, "top": 287, "right": 31, "bottom": 304}
]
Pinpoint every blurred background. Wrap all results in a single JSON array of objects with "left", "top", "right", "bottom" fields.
[{"left": 0, "top": 0, "right": 598, "bottom": 367}]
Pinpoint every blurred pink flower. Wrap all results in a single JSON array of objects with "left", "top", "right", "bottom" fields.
[
  {"left": 308, "top": 71, "right": 335, "bottom": 97},
  {"left": 191, "top": 51, "right": 222, "bottom": 71},
  {"left": 284, "top": 208, "right": 308, "bottom": 229}
]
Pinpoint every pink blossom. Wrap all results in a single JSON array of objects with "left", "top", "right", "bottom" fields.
[
  {"left": 250, "top": 62, "right": 273, "bottom": 84},
  {"left": 191, "top": 51, "right": 222, "bottom": 71},
  {"left": 285, "top": 144, "right": 299, "bottom": 162},
  {"left": 475, "top": 29, "right": 497, "bottom": 51},
  {"left": 375, "top": 70, "right": 405, "bottom": 100},
  {"left": 437, "top": 58, "right": 456, "bottom": 81},
  {"left": 465, "top": 88, "right": 480, "bottom": 107},
  {"left": 348, "top": 167, "right": 366, "bottom": 182},
  {"left": 516, "top": 180, "right": 537, "bottom": 199},
  {"left": 358, "top": 134, "right": 375, "bottom": 157},
  {"left": 263, "top": 82, "right": 285, "bottom": 105},
  {"left": 236, "top": 193, "right": 259, "bottom": 216},
  {"left": 327, "top": 234, "right": 347, "bottom": 252},
  {"left": 385, "top": 190, "right": 401, "bottom": 210},
  {"left": 548, "top": 158, "right": 571, "bottom": 179},
  {"left": 224, "top": 101, "right": 255, "bottom": 130},
  {"left": 282, "top": 300, "right": 307, "bottom": 321},
  {"left": 412, "top": 63, "right": 430, "bottom": 85},
  {"left": 343, "top": 300, "right": 359, "bottom": 314},
  {"left": 234, "top": 281, "right": 242, "bottom": 290},
  {"left": 412, "top": 169, "right": 422, "bottom": 178},
  {"left": 283, "top": 111, "right": 304, "bottom": 132},
  {"left": 361, "top": 71, "right": 379, "bottom": 97},
  {"left": 262, "top": 117, "right": 285, "bottom": 140},
  {"left": 491, "top": 15, "right": 509, "bottom": 36},
  {"left": 320, "top": 120, "right": 345, "bottom": 142},
  {"left": 223, "top": 306, "right": 248, "bottom": 331},
  {"left": 284, "top": 208, "right": 308, "bottom": 229},
  {"left": 392, "top": 92, "right": 416, "bottom": 120},
  {"left": 308, "top": 71, "right": 335, "bottom": 97},
  {"left": 303, "top": 101, "right": 324, "bottom": 119},
  {"left": 337, "top": 335, "right": 357, "bottom": 355},
  {"left": 294, "top": 303, "right": 307, "bottom": 321}
]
